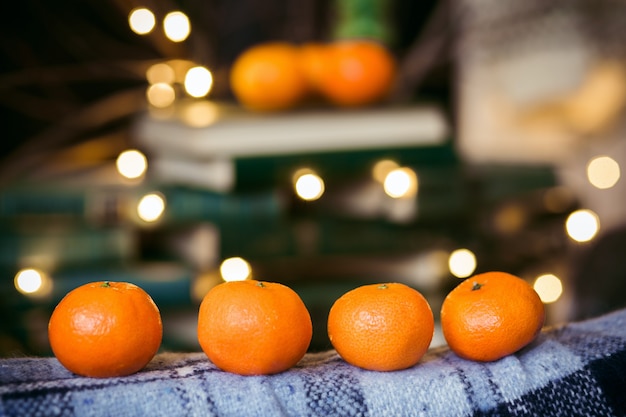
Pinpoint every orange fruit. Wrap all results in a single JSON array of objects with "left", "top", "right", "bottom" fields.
[
  {"left": 229, "top": 42, "right": 308, "bottom": 111},
  {"left": 48, "top": 281, "right": 162, "bottom": 378},
  {"left": 440, "top": 271, "right": 545, "bottom": 362},
  {"left": 197, "top": 279, "right": 312, "bottom": 375},
  {"left": 297, "top": 42, "right": 330, "bottom": 96},
  {"left": 315, "top": 40, "right": 396, "bottom": 107},
  {"left": 327, "top": 282, "right": 434, "bottom": 371}
]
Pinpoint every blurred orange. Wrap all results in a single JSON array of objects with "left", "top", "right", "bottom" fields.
[
  {"left": 298, "top": 42, "right": 329, "bottom": 98},
  {"left": 229, "top": 42, "right": 308, "bottom": 111},
  {"left": 315, "top": 40, "right": 396, "bottom": 107}
]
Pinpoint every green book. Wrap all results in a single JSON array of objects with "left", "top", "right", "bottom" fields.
[
  {"left": 0, "top": 183, "right": 286, "bottom": 226},
  {"left": 0, "top": 224, "right": 136, "bottom": 268}
]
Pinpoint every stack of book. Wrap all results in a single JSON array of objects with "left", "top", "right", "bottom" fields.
[{"left": 132, "top": 101, "right": 451, "bottom": 192}]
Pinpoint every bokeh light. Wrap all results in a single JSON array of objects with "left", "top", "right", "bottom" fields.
[
  {"left": 383, "top": 167, "right": 418, "bottom": 198},
  {"left": 163, "top": 11, "right": 190, "bottom": 42},
  {"left": 128, "top": 8, "right": 156, "bottom": 35},
  {"left": 220, "top": 257, "right": 251, "bottom": 282},
  {"left": 294, "top": 169, "right": 325, "bottom": 201},
  {"left": 116, "top": 149, "right": 147, "bottom": 179},
  {"left": 146, "top": 62, "right": 176, "bottom": 85},
  {"left": 14, "top": 268, "right": 52, "bottom": 297},
  {"left": 137, "top": 193, "right": 166, "bottom": 223},
  {"left": 372, "top": 159, "right": 399, "bottom": 183},
  {"left": 586, "top": 155, "right": 621, "bottom": 189},
  {"left": 543, "top": 186, "right": 575, "bottom": 213},
  {"left": 146, "top": 82, "right": 176, "bottom": 108},
  {"left": 448, "top": 248, "right": 477, "bottom": 278},
  {"left": 184, "top": 66, "right": 213, "bottom": 98},
  {"left": 179, "top": 101, "right": 220, "bottom": 127},
  {"left": 566, "top": 209, "right": 600, "bottom": 242},
  {"left": 533, "top": 274, "right": 563, "bottom": 303}
]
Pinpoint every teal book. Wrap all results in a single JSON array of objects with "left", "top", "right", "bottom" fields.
[
  {"left": 0, "top": 224, "right": 137, "bottom": 268},
  {"left": 0, "top": 183, "right": 286, "bottom": 226}
]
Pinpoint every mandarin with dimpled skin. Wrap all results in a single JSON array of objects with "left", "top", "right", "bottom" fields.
[
  {"left": 48, "top": 281, "right": 162, "bottom": 378},
  {"left": 327, "top": 282, "right": 434, "bottom": 371},
  {"left": 197, "top": 280, "right": 312, "bottom": 375},
  {"left": 441, "top": 271, "right": 545, "bottom": 362}
]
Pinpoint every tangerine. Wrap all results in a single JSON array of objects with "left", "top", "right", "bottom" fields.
[
  {"left": 229, "top": 42, "right": 308, "bottom": 111},
  {"left": 315, "top": 40, "right": 396, "bottom": 107},
  {"left": 440, "top": 271, "right": 545, "bottom": 362},
  {"left": 297, "top": 42, "right": 330, "bottom": 97},
  {"left": 197, "top": 280, "right": 312, "bottom": 375},
  {"left": 48, "top": 281, "right": 162, "bottom": 378},
  {"left": 327, "top": 282, "right": 434, "bottom": 371}
]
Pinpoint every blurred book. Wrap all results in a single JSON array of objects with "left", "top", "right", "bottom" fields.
[
  {"left": 0, "top": 224, "right": 136, "bottom": 269},
  {"left": 133, "top": 102, "right": 450, "bottom": 191},
  {"left": 134, "top": 102, "right": 449, "bottom": 158},
  {"left": 0, "top": 182, "right": 286, "bottom": 226}
]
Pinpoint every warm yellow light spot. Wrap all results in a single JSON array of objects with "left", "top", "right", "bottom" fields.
[
  {"left": 163, "top": 11, "right": 190, "bottom": 42},
  {"left": 543, "top": 186, "right": 575, "bottom": 213},
  {"left": 566, "top": 209, "right": 600, "bottom": 242},
  {"left": 184, "top": 66, "right": 213, "bottom": 98},
  {"left": 220, "top": 257, "right": 251, "bottom": 282},
  {"left": 534, "top": 274, "right": 563, "bottom": 303},
  {"left": 167, "top": 59, "right": 196, "bottom": 83},
  {"left": 372, "top": 159, "right": 399, "bottom": 184},
  {"left": 383, "top": 167, "right": 418, "bottom": 198},
  {"left": 493, "top": 204, "right": 526, "bottom": 234},
  {"left": 448, "top": 248, "right": 477, "bottom": 278},
  {"left": 146, "top": 62, "right": 176, "bottom": 85},
  {"left": 116, "top": 149, "right": 147, "bottom": 179},
  {"left": 587, "top": 155, "right": 621, "bottom": 189},
  {"left": 146, "top": 83, "right": 176, "bottom": 108},
  {"left": 14, "top": 268, "right": 52, "bottom": 297},
  {"left": 294, "top": 169, "right": 325, "bottom": 201},
  {"left": 128, "top": 8, "right": 156, "bottom": 35},
  {"left": 137, "top": 193, "right": 166, "bottom": 223},
  {"left": 179, "top": 101, "right": 220, "bottom": 127}
]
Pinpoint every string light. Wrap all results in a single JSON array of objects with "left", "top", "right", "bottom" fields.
[
  {"left": 146, "top": 82, "right": 176, "bottom": 108},
  {"left": 383, "top": 167, "right": 418, "bottom": 198},
  {"left": 163, "top": 11, "right": 191, "bottom": 42},
  {"left": 184, "top": 66, "right": 213, "bottom": 98},
  {"left": 146, "top": 62, "right": 176, "bottom": 85},
  {"left": 137, "top": 193, "right": 166, "bottom": 223},
  {"left": 448, "top": 248, "right": 477, "bottom": 278},
  {"left": 533, "top": 274, "right": 563, "bottom": 303},
  {"left": 179, "top": 101, "right": 221, "bottom": 127},
  {"left": 587, "top": 155, "right": 621, "bottom": 189},
  {"left": 116, "top": 149, "right": 147, "bottom": 179},
  {"left": 565, "top": 209, "right": 600, "bottom": 243},
  {"left": 128, "top": 8, "right": 156, "bottom": 35},
  {"left": 14, "top": 268, "right": 52, "bottom": 297},
  {"left": 372, "top": 159, "right": 399, "bottom": 183},
  {"left": 293, "top": 169, "right": 325, "bottom": 201},
  {"left": 220, "top": 257, "right": 251, "bottom": 282}
]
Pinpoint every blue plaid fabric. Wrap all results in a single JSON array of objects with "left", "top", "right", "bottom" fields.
[{"left": 1, "top": 308, "right": 625, "bottom": 417}]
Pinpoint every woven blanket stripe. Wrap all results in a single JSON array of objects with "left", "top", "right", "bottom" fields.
[{"left": 1, "top": 309, "right": 625, "bottom": 417}]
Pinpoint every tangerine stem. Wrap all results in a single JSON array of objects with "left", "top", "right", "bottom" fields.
[
  {"left": 101, "top": 281, "right": 111, "bottom": 288},
  {"left": 257, "top": 281, "right": 266, "bottom": 288},
  {"left": 471, "top": 282, "right": 483, "bottom": 291},
  {"left": 378, "top": 284, "right": 388, "bottom": 290}
]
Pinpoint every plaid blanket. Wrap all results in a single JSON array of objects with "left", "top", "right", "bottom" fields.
[{"left": 1, "top": 308, "right": 625, "bottom": 417}]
